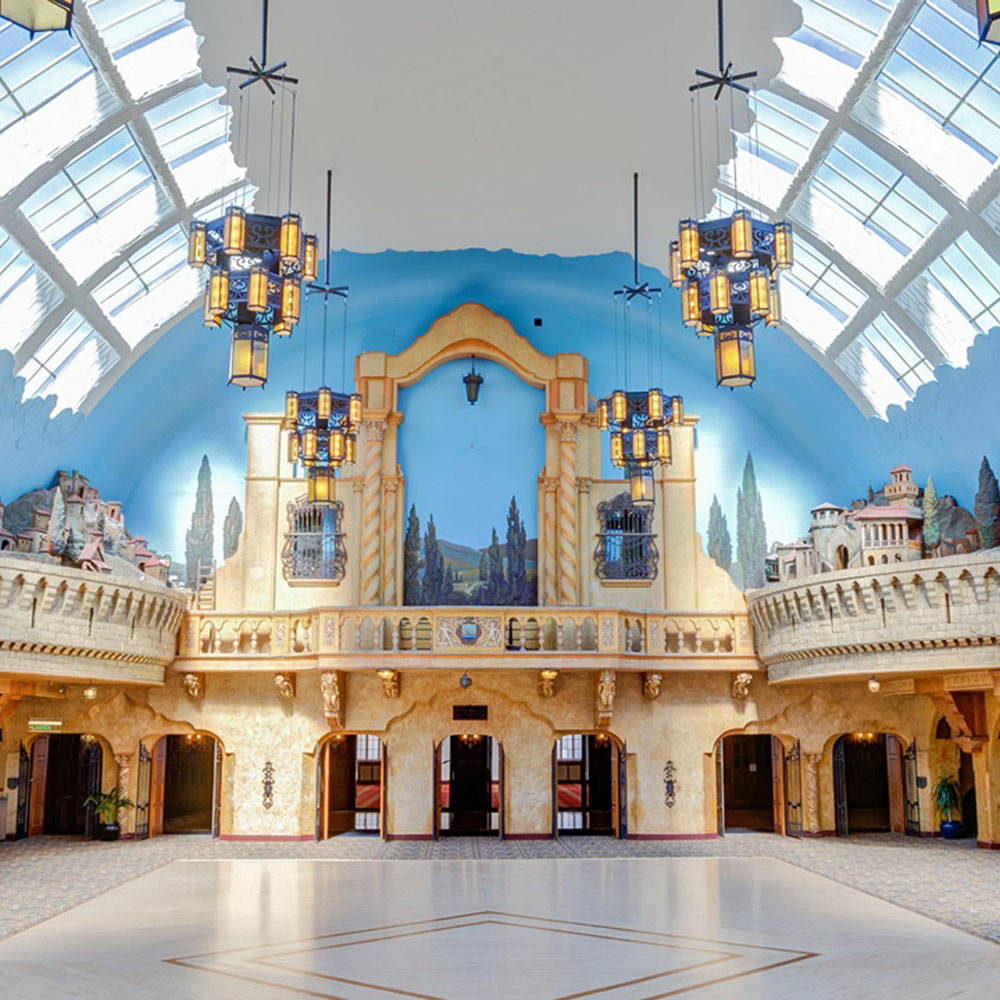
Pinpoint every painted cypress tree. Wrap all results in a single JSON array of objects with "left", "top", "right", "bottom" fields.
[
  {"left": 403, "top": 504, "right": 423, "bottom": 605},
  {"left": 736, "top": 452, "right": 767, "bottom": 589},
  {"left": 423, "top": 515, "right": 446, "bottom": 604},
  {"left": 505, "top": 495, "right": 528, "bottom": 604},
  {"left": 974, "top": 456, "right": 1000, "bottom": 549},
  {"left": 487, "top": 527, "right": 505, "bottom": 604},
  {"left": 922, "top": 476, "right": 940, "bottom": 553},
  {"left": 185, "top": 455, "right": 214, "bottom": 585},
  {"left": 223, "top": 497, "right": 243, "bottom": 560},
  {"left": 707, "top": 493, "right": 732, "bottom": 570},
  {"left": 48, "top": 486, "right": 66, "bottom": 557}
]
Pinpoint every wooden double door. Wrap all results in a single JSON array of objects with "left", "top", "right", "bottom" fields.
[
  {"left": 833, "top": 733, "right": 915, "bottom": 836},
  {"left": 435, "top": 736, "right": 502, "bottom": 837},
  {"left": 717, "top": 735, "right": 792, "bottom": 835},
  {"left": 134, "top": 735, "right": 221, "bottom": 838},
  {"left": 25, "top": 734, "right": 102, "bottom": 838}
]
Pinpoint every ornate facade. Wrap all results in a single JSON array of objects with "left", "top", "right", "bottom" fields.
[{"left": 1, "top": 305, "right": 998, "bottom": 846}]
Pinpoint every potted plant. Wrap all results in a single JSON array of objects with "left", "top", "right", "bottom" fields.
[
  {"left": 933, "top": 774, "right": 962, "bottom": 839},
  {"left": 83, "top": 785, "right": 134, "bottom": 842}
]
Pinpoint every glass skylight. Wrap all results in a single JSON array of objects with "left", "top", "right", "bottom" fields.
[
  {"left": 740, "top": 90, "right": 825, "bottom": 175},
  {"left": 0, "top": 229, "right": 62, "bottom": 354},
  {"left": 879, "top": 0, "right": 1000, "bottom": 165},
  {"left": 794, "top": 0, "right": 895, "bottom": 69},
  {"left": 783, "top": 232, "right": 867, "bottom": 324},
  {"left": 18, "top": 311, "right": 119, "bottom": 412},
  {"left": 93, "top": 225, "right": 187, "bottom": 317},
  {"left": 923, "top": 232, "right": 1000, "bottom": 338}
]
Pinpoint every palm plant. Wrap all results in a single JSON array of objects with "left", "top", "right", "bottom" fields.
[
  {"left": 932, "top": 774, "right": 961, "bottom": 823},
  {"left": 83, "top": 785, "right": 134, "bottom": 825}
]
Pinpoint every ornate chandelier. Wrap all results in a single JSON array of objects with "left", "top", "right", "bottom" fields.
[
  {"left": 186, "top": 0, "right": 317, "bottom": 389},
  {"left": 674, "top": 0, "right": 794, "bottom": 389}
]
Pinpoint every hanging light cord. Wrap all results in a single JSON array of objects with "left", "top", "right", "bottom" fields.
[{"left": 287, "top": 89, "right": 297, "bottom": 212}]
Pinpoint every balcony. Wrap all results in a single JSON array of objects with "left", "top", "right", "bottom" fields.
[
  {"left": 0, "top": 555, "right": 187, "bottom": 685},
  {"left": 175, "top": 605, "right": 757, "bottom": 673},
  {"left": 747, "top": 550, "right": 1000, "bottom": 683}
]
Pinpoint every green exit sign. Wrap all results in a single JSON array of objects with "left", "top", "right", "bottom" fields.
[{"left": 28, "top": 719, "right": 63, "bottom": 732}]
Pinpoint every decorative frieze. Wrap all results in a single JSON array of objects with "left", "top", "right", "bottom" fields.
[
  {"left": 596, "top": 669, "right": 615, "bottom": 728},
  {"left": 321, "top": 670, "right": 343, "bottom": 727}
]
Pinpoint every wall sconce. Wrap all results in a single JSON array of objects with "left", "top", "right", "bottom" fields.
[
  {"left": 867, "top": 675, "right": 880, "bottom": 694},
  {"left": 459, "top": 671, "right": 472, "bottom": 689},
  {"left": 463, "top": 356, "right": 483, "bottom": 405},
  {"left": 82, "top": 684, "right": 97, "bottom": 700}
]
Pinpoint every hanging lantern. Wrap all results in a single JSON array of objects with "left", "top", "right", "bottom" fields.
[
  {"left": 668, "top": 241, "right": 682, "bottom": 288},
  {"left": 730, "top": 209, "right": 753, "bottom": 258},
  {"left": 228, "top": 324, "right": 269, "bottom": 389},
  {"left": 247, "top": 266, "right": 268, "bottom": 313},
  {"left": 679, "top": 219, "right": 699, "bottom": 268},
  {"left": 596, "top": 400, "right": 609, "bottom": 430},
  {"left": 223, "top": 206, "right": 246, "bottom": 254},
  {"left": 287, "top": 430, "right": 299, "bottom": 463},
  {"left": 203, "top": 285, "right": 221, "bottom": 327},
  {"left": 280, "top": 212, "right": 302, "bottom": 264},
  {"left": 308, "top": 466, "right": 336, "bottom": 505},
  {"left": 749, "top": 268, "right": 770, "bottom": 316},
  {"left": 302, "top": 426, "right": 318, "bottom": 465},
  {"left": 670, "top": 395, "right": 683, "bottom": 425},
  {"left": 698, "top": 320, "right": 715, "bottom": 339},
  {"left": 774, "top": 221, "right": 793, "bottom": 270},
  {"left": 187, "top": 220, "right": 206, "bottom": 267},
  {"left": 611, "top": 389, "right": 627, "bottom": 422},
  {"left": 647, "top": 388, "right": 663, "bottom": 424},
  {"left": 979, "top": 0, "right": 1000, "bottom": 42},
  {"left": 208, "top": 269, "right": 229, "bottom": 316},
  {"left": 0, "top": 0, "right": 73, "bottom": 31},
  {"left": 709, "top": 268, "right": 730, "bottom": 315},
  {"left": 610, "top": 432, "right": 624, "bottom": 467},
  {"left": 629, "top": 466, "right": 655, "bottom": 508},
  {"left": 284, "top": 391, "right": 299, "bottom": 424},
  {"left": 329, "top": 429, "right": 346, "bottom": 463},
  {"left": 766, "top": 280, "right": 782, "bottom": 327},
  {"left": 345, "top": 434, "right": 357, "bottom": 465},
  {"left": 273, "top": 318, "right": 293, "bottom": 337},
  {"left": 463, "top": 356, "right": 484, "bottom": 404},
  {"left": 632, "top": 427, "right": 648, "bottom": 461},
  {"left": 317, "top": 387, "right": 332, "bottom": 422},
  {"left": 682, "top": 281, "right": 700, "bottom": 327},
  {"left": 657, "top": 427, "right": 672, "bottom": 463},
  {"left": 349, "top": 393, "right": 362, "bottom": 426},
  {"left": 281, "top": 278, "right": 301, "bottom": 323},
  {"left": 302, "top": 234, "right": 319, "bottom": 282},
  {"left": 715, "top": 327, "right": 756, "bottom": 388}
]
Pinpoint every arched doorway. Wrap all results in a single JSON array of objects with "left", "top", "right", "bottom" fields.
[
  {"left": 25, "top": 734, "right": 103, "bottom": 838},
  {"left": 835, "top": 545, "right": 849, "bottom": 569},
  {"left": 959, "top": 750, "right": 977, "bottom": 839},
  {"left": 317, "top": 733, "right": 385, "bottom": 838},
  {"left": 553, "top": 733, "right": 620, "bottom": 836},
  {"left": 833, "top": 733, "right": 907, "bottom": 835},
  {"left": 134, "top": 734, "right": 222, "bottom": 837},
  {"left": 435, "top": 735, "right": 502, "bottom": 837},
  {"left": 716, "top": 734, "right": 784, "bottom": 833}
]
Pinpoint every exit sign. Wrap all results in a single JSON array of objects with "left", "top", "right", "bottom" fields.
[{"left": 28, "top": 719, "right": 62, "bottom": 732}]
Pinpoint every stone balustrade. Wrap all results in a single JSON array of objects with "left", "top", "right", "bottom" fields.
[
  {"left": 176, "top": 605, "right": 756, "bottom": 672},
  {"left": 0, "top": 555, "right": 187, "bottom": 684},
  {"left": 747, "top": 549, "right": 1000, "bottom": 683}
]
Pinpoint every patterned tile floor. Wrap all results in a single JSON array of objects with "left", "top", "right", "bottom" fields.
[{"left": 0, "top": 832, "right": 996, "bottom": 946}]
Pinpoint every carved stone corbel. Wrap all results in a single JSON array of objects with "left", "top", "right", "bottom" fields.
[
  {"left": 539, "top": 669, "right": 558, "bottom": 698},
  {"left": 321, "top": 670, "right": 343, "bottom": 727},
  {"left": 596, "top": 669, "right": 615, "bottom": 728},
  {"left": 643, "top": 672, "right": 663, "bottom": 700},
  {"left": 182, "top": 672, "right": 204, "bottom": 701},
  {"left": 376, "top": 669, "right": 399, "bottom": 698},
  {"left": 274, "top": 673, "right": 296, "bottom": 701},
  {"left": 731, "top": 672, "right": 753, "bottom": 699}
]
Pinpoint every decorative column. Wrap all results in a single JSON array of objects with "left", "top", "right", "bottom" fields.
[
  {"left": 803, "top": 752, "right": 822, "bottom": 836},
  {"left": 381, "top": 477, "right": 399, "bottom": 605},
  {"left": 540, "top": 476, "right": 559, "bottom": 606},
  {"left": 114, "top": 752, "right": 135, "bottom": 836},
  {"left": 360, "top": 420, "right": 387, "bottom": 606},
  {"left": 557, "top": 420, "right": 580, "bottom": 606}
]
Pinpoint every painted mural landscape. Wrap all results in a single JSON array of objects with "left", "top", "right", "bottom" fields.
[{"left": 404, "top": 496, "right": 537, "bottom": 606}]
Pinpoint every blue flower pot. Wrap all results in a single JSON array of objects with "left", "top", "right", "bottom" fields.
[{"left": 940, "top": 820, "right": 962, "bottom": 839}]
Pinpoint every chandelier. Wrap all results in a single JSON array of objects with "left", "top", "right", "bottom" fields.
[
  {"left": 186, "top": 0, "right": 317, "bottom": 389},
  {"left": 673, "top": 0, "right": 794, "bottom": 389},
  {"left": 597, "top": 174, "right": 680, "bottom": 509}
]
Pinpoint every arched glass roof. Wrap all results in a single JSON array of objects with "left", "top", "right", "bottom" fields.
[
  {"left": 0, "top": 0, "right": 249, "bottom": 413},
  {"left": 712, "top": 0, "right": 1000, "bottom": 417},
  {"left": 0, "top": 0, "right": 997, "bottom": 420}
]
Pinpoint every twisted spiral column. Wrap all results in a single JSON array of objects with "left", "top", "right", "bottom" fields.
[
  {"left": 540, "top": 476, "right": 559, "bottom": 606},
  {"left": 360, "top": 420, "right": 386, "bottom": 606},
  {"left": 557, "top": 420, "right": 579, "bottom": 606},
  {"left": 381, "top": 478, "right": 399, "bottom": 605}
]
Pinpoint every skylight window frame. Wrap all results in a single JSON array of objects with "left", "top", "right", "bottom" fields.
[{"left": 924, "top": 232, "right": 1000, "bottom": 336}]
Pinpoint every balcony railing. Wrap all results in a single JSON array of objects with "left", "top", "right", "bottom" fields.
[{"left": 177, "top": 605, "right": 756, "bottom": 670}]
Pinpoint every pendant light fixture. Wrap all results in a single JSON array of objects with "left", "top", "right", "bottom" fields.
[
  {"left": 597, "top": 174, "right": 681, "bottom": 510},
  {"left": 463, "top": 356, "right": 484, "bottom": 404},
  {"left": 674, "top": 0, "right": 794, "bottom": 390},
  {"left": 187, "top": 0, "right": 317, "bottom": 389},
  {"left": 283, "top": 170, "right": 357, "bottom": 505}
]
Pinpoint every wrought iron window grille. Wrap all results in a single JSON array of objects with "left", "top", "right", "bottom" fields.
[
  {"left": 281, "top": 497, "right": 346, "bottom": 581},
  {"left": 594, "top": 492, "right": 658, "bottom": 581}
]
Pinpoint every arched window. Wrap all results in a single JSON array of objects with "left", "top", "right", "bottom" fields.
[
  {"left": 595, "top": 493, "right": 657, "bottom": 581},
  {"left": 935, "top": 718, "right": 952, "bottom": 740},
  {"left": 282, "top": 499, "right": 346, "bottom": 581}
]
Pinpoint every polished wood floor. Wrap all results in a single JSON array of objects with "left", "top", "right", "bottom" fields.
[{"left": 0, "top": 857, "right": 996, "bottom": 998}]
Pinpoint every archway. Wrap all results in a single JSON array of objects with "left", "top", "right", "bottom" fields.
[
  {"left": 835, "top": 545, "right": 849, "bottom": 570},
  {"left": 135, "top": 733, "right": 222, "bottom": 837},
  {"left": 553, "top": 733, "right": 619, "bottom": 836},
  {"left": 435, "top": 734, "right": 502, "bottom": 837},
  {"left": 833, "top": 733, "right": 908, "bottom": 835},
  {"left": 716, "top": 734, "right": 783, "bottom": 833},
  {"left": 317, "top": 733, "right": 385, "bottom": 838},
  {"left": 959, "top": 750, "right": 977, "bottom": 839},
  {"left": 25, "top": 733, "right": 103, "bottom": 838}
]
